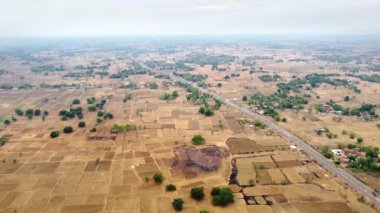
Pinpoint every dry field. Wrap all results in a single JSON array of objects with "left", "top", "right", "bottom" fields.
[{"left": 0, "top": 40, "right": 379, "bottom": 212}]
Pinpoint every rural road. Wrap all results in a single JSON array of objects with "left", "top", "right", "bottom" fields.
[{"left": 133, "top": 58, "right": 380, "bottom": 206}]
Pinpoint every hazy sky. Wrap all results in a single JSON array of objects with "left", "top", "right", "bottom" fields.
[{"left": 0, "top": 0, "right": 379, "bottom": 37}]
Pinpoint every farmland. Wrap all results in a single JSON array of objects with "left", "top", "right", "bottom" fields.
[{"left": 0, "top": 37, "right": 379, "bottom": 212}]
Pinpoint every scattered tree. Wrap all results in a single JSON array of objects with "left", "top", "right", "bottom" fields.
[
  {"left": 72, "top": 99, "right": 80, "bottom": 105},
  {"left": 63, "top": 126, "right": 73, "bottom": 134},
  {"left": 172, "top": 198, "right": 184, "bottom": 211},
  {"left": 192, "top": 135, "right": 205, "bottom": 145},
  {"left": 50, "top": 131, "right": 60, "bottom": 138},
  {"left": 78, "top": 121, "right": 86, "bottom": 128},
  {"left": 166, "top": 184, "right": 177, "bottom": 191},
  {"left": 190, "top": 187, "right": 205, "bottom": 201},
  {"left": 153, "top": 173, "right": 164, "bottom": 184},
  {"left": 15, "top": 108, "right": 23, "bottom": 116},
  {"left": 211, "top": 187, "right": 234, "bottom": 206}
]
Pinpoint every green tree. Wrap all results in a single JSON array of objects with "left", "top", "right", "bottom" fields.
[
  {"left": 190, "top": 187, "right": 205, "bottom": 201},
  {"left": 50, "top": 131, "right": 60, "bottom": 138},
  {"left": 88, "top": 105, "right": 97, "bottom": 112},
  {"left": 166, "top": 184, "right": 177, "bottom": 191},
  {"left": 172, "top": 198, "right": 184, "bottom": 211},
  {"left": 242, "top": 96, "right": 248, "bottom": 101},
  {"left": 34, "top": 109, "right": 41, "bottom": 116},
  {"left": 63, "top": 126, "right": 73, "bottom": 134},
  {"left": 153, "top": 173, "right": 164, "bottom": 184},
  {"left": 192, "top": 135, "right": 205, "bottom": 145},
  {"left": 198, "top": 107, "right": 205, "bottom": 114},
  {"left": 211, "top": 187, "right": 234, "bottom": 206},
  {"left": 321, "top": 147, "right": 333, "bottom": 159},
  {"left": 72, "top": 99, "right": 80, "bottom": 105},
  {"left": 97, "top": 111, "right": 104, "bottom": 117},
  {"left": 344, "top": 96, "right": 350, "bottom": 102},
  {"left": 205, "top": 109, "right": 214, "bottom": 116},
  {"left": 357, "top": 137, "right": 364, "bottom": 143},
  {"left": 78, "top": 121, "right": 86, "bottom": 128},
  {"left": 15, "top": 108, "right": 23, "bottom": 116}
]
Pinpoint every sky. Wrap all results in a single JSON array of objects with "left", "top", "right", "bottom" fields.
[{"left": 0, "top": 0, "right": 379, "bottom": 37}]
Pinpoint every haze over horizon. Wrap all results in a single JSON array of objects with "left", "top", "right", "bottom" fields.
[{"left": 0, "top": 0, "right": 380, "bottom": 38}]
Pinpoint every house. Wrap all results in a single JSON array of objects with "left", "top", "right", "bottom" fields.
[{"left": 331, "top": 149, "right": 342, "bottom": 156}]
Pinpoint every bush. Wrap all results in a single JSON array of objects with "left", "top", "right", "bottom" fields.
[
  {"left": 50, "top": 131, "right": 60, "bottom": 138},
  {"left": 190, "top": 187, "right": 204, "bottom": 201},
  {"left": 242, "top": 96, "right": 248, "bottom": 101},
  {"left": 34, "top": 109, "right": 41, "bottom": 116},
  {"left": 198, "top": 107, "right": 205, "bottom": 114},
  {"left": 97, "top": 118, "right": 103, "bottom": 123},
  {"left": 88, "top": 105, "right": 97, "bottom": 112},
  {"left": 172, "top": 198, "right": 184, "bottom": 211},
  {"left": 211, "top": 187, "right": 234, "bottom": 206},
  {"left": 72, "top": 99, "right": 80, "bottom": 105},
  {"left": 357, "top": 137, "right": 364, "bottom": 143},
  {"left": 25, "top": 109, "right": 34, "bottom": 116},
  {"left": 3, "top": 120, "right": 10, "bottom": 125},
  {"left": 204, "top": 109, "right": 214, "bottom": 116},
  {"left": 63, "top": 126, "right": 73, "bottom": 134},
  {"left": 153, "top": 173, "right": 164, "bottom": 184},
  {"left": 90, "top": 127, "right": 96, "bottom": 132},
  {"left": 166, "top": 184, "right": 177, "bottom": 191},
  {"left": 15, "top": 108, "right": 23, "bottom": 116},
  {"left": 191, "top": 135, "right": 205, "bottom": 145},
  {"left": 78, "top": 121, "right": 86, "bottom": 128},
  {"left": 104, "top": 112, "right": 113, "bottom": 119},
  {"left": 97, "top": 111, "right": 104, "bottom": 117}
]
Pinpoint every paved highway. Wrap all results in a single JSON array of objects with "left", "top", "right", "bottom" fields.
[{"left": 133, "top": 58, "right": 380, "bottom": 206}]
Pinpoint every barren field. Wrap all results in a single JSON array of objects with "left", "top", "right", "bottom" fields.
[{"left": 0, "top": 38, "right": 379, "bottom": 212}]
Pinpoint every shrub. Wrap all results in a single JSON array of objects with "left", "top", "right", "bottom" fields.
[
  {"left": 90, "top": 127, "right": 96, "bottom": 132},
  {"left": 63, "top": 126, "right": 73, "bottom": 134},
  {"left": 97, "top": 118, "right": 103, "bottom": 123},
  {"left": 15, "top": 108, "right": 23, "bottom": 116},
  {"left": 72, "top": 99, "right": 80, "bottom": 104},
  {"left": 166, "top": 184, "right": 177, "bottom": 191},
  {"left": 190, "top": 187, "right": 204, "bottom": 201},
  {"left": 211, "top": 187, "right": 234, "bottom": 206},
  {"left": 172, "top": 198, "right": 184, "bottom": 211},
  {"left": 104, "top": 112, "right": 113, "bottom": 119},
  {"left": 88, "top": 105, "right": 97, "bottom": 112},
  {"left": 78, "top": 121, "right": 86, "bottom": 128},
  {"left": 50, "top": 131, "right": 60, "bottom": 138},
  {"left": 204, "top": 109, "right": 214, "bottom": 116},
  {"left": 357, "top": 137, "right": 364, "bottom": 143},
  {"left": 3, "top": 120, "right": 10, "bottom": 125},
  {"left": 153, "top": 173, "right": 164, "bottom": 184},
  {"left": 34, "top": 109, "right": 41, "bottom": 116},
  {"left": 97, "top": 111, "right": 104, "bottom": 117},
  {"left": 349, "top": 133, "right": 355, "bottom": 139},
  {"left": 191, "top": 135, "right": 205, "bottom": 145},
  {"left": 242, "top": 96, "right": 247, "bottom": 101},
  {"left": 198, "top": 107, "right": 205, "bottom": 114}
]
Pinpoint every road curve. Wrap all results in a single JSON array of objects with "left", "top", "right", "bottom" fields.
[{"left": 133, "top": 58, "right": 380, "bottom": 206}]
